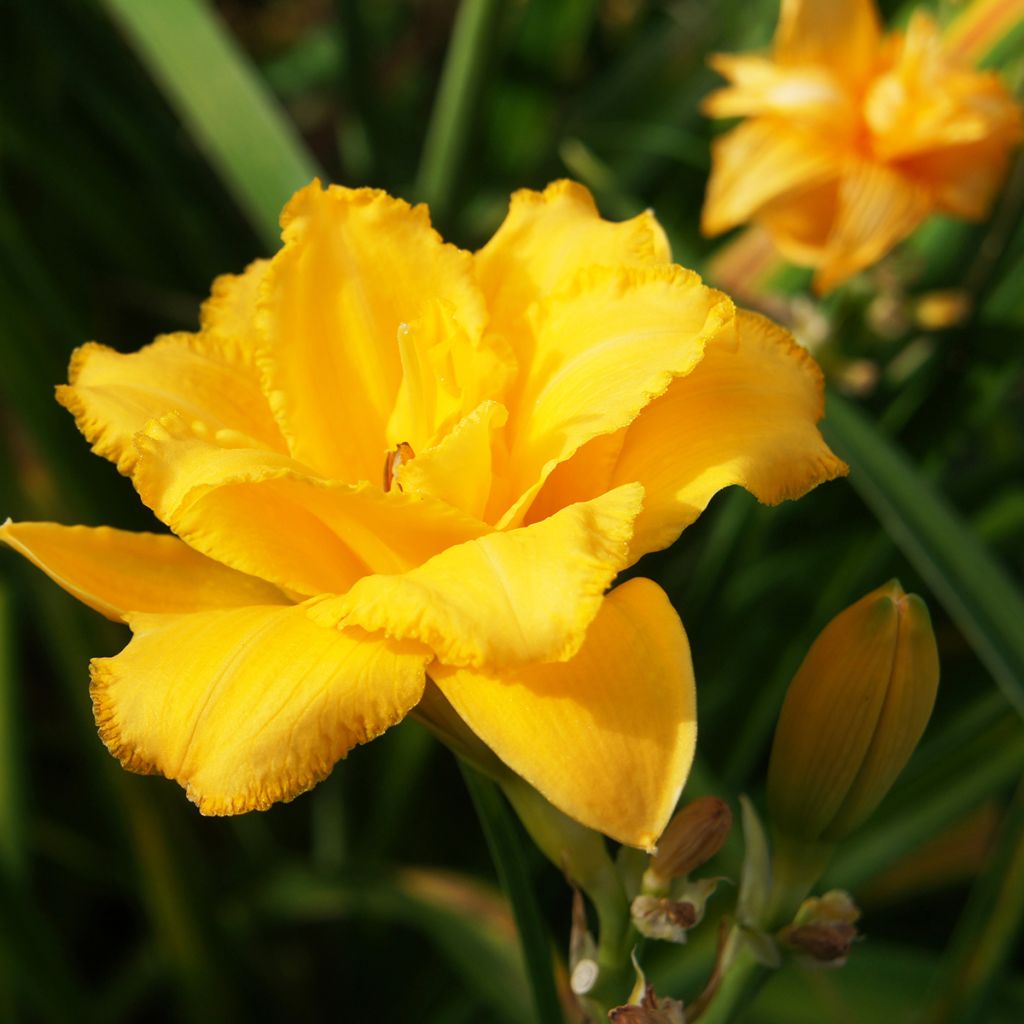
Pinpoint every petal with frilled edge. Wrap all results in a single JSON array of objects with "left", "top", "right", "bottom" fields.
[
  {"left": 258, "top": 181, "right": 489, "bottom": 483},
  {"left": 774, "top": 0, "right": 880, "bottom": 87},
  {"left": 702, "top": 119, "right": 839, "bottom": 238},
  {"left": 475, "top": 180, "right": 670, "bottom": 347},
  {"left": 499, "top": 265, "right": 732, "bottom": 526},
  {"left": 814, "top": 161, "right": 930, "bottom": 293},
  {"left": 530, "top": 311, "right": 846, "bottom": 560},
  {"left": 91, "top": 603, "right": 430, "bottom": 814},
  {"left": 198, "top": 257, "right": 270, "bottom": 368},
  {"left": 57, "top": 334, "right": 285, "bottom": 475},
  {"left": 433, "top": 578, "right": 697, "bottom": 850},
  {"left": 131, "top": 414, "right": 488, "bottom": 596},
  {"left": 307, "top": 483, "right": 644, "bottom": 672},
  {"left": 0, "top": 520, "right": 287, "bottom": 621}
]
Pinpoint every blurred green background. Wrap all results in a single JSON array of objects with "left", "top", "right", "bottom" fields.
[{"left": 1, "top": 1, "right": 1023, "bottom": 1021}]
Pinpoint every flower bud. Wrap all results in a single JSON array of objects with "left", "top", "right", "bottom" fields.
[
  {"left": 646, "top": 796, "right": 732, "bottom": 887},
  {"left": 767, "top": 580, "right": 939, "bottom": 844}
]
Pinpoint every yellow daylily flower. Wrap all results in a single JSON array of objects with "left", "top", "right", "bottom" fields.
[
  {"left": 702, "top": 0, "right": 1022, "bottom": 292},
  {"left": 1, "top": 180, "right": 846, "bottom": 848}
]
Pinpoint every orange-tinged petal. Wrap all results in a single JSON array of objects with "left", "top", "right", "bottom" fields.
[
  {"left": 91, "top": 603, "right": 430, "bottom": 813},
  {"left": 307, "top": 483, "right": 644, "bottom": 671},
  {"left": 198, "top": 257, "right": 270, "bottom": 369},
  {"left": 0, "top": 520, "right": 287, "bottom": 621},
  {"left": 703, "top": 119, "right": 840, "bottom": 238},
  {"left": 704, "top": 54, "right": 853, "bottom": 127},
  {"left": 57, "top": 334, "right": 285, "bottom": 475},
  {"left": 530, "top": 311, "right": 846, "bottom": 560},
  {"left": 132, "top": 414, "right": 487, "bottom": 595},
  {"left": 814, "top": 160, "right": 930, "bottom": 293},
  {"left": 258, "top": 181, "right": 488, "bottom": 483},
  {"left": 475, "top": 179, "right": 671, "bottom": 347},
  {"left": 501, "top": 265, "right": 732, "bottom": 523},
  {"left": 433, "top": 578, "right": 697, "bottom": 850},
  {"left": 774, "top": 0, "right": 881, "bottom": 87},
  {"left": 756, "top": 177, "right": 840, "bottom": 267},
  {"left": 899, "top": 139, "right": 1016, "bottom": 220}
]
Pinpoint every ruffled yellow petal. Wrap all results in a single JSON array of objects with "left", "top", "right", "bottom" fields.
[
  {"left": 91, "top": 603, "right": 430, "bottom": 813},
  {"left": 198, "top": 257, "right": 270, "bottom": 369},
  {"left": 814, "top": 160, "right": 930, "bottom": 293},
  {"left": 433, "top": 578, "right": 697, "bottom": 850},
  {"left": 258, "top": 181, "right": 490, "bottom": 483},
  {"left": 57, "top": 334, "right": 285, "bottom": 474},
  {"left": 501, "top": 265, "right": 733, "bottom": 524},
  {"left": 774, "top": 0, "right": 881, "bottom": 87},
  {"left": 703, "top": 119, "right": 839, "bottom": 238},
  {"left": 307, "top": 483, "right": 644, "bottom": 671},
  {"left": 0, "top": 520, "right": 286, "bottom": 620},
  {"left": 395, "top": 401, "right": 508, "bottom": 521},
  {"left": 132, "top": 414, "right": 487, "bottom": 595},
  {"left": 530, "top": 311, "right": 847, "bottom": 561},
  {"left": 475, "top": 179, "right": 670, "bottom": 345}
]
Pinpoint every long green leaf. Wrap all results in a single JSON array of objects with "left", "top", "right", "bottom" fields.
[
  {"left": 823, "top": 393, "right": 1024, "bottom": 718},
  {"left": 415, "top": 0, "right": 504, "bottom": 221},
  {"left": 925, "top": 780, "right": 1024, "bottom": 1024},
  {"left": 257, "top": 865, "right": 533, "bottom": 1024},
  {"left": 99, "top": 0, "right": 322, "bottom": 247},
  {"left": 0, "top": 585, "right": 25, "bottom": 882},
  {"left": 461, "top": 765, "right": 566, "bottom": 1024}
]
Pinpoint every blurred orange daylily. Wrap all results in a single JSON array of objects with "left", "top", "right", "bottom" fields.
[
  {"left": 0, "top": 181, "right": 845, "bottom": 848},
  {"left": 702, "top": 0, "right": 1022, "bottom": 293}
]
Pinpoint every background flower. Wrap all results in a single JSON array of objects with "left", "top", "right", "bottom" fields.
[{"left": 702, "top": 0, "right": 1022, "bottom": 292}]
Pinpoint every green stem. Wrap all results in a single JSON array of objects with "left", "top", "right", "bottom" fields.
[
  {"left": 695, "top": 933, "right": 770, "bottom": 1024},
  {"left": 415, "top": 0, "right": 504, "bottom": 221},
  {"left": 766, "top": 832, "right": 834, "bottom": 929},
  {"left": 460, "top": 765, "right": 565, "bottom": 1024}
]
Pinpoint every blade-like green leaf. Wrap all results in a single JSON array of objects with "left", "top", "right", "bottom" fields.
[
  {"left": 0, "top": 585, "right": 25, "bottom": 882},
  {"left": 257, "top": 865, "right": 533, "bottom": 1024},
  {"left": 461, "top": 765, "right": 566, "bottom": 1024},
  {"left": 823, "top": 393, "right": 1024, "bottom": 719},
  {"left": 99, "top": 0, "right": 322, "bottom": 247},
  {"left": 415, "top": 0, "right": 505, "bottom": 222}
]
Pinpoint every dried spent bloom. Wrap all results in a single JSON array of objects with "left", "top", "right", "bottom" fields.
[
  {"left": 702, "top": 0, "right": 1022, "bottom": 292},
  {"left": 778, "top": 890, "right": 861, "bottom": 966},
  {"left": 767, "top": 580, "right": 939, "bottom": 844},
  {"left": 1, "top": 180, "right": 844, "bottom": 848}
]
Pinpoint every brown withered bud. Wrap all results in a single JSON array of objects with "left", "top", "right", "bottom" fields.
[
  {"left": 780, "top": 922, "right": 858, "bottom": 963},
  {"left": 777, "top": 890, "right": 861, "bottom": 967},
  {"left": 647, "top": 796, "right": 732, "bottom": 887},
  {"left": 608, "top": 984, "right": 685, "bottom": 1024}
]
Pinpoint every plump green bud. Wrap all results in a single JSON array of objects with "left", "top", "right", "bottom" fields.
[{"left": 767, "top": 580, "right": 939, "bottom": 844}]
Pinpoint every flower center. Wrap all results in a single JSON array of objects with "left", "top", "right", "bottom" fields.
[{"left": 383, "top": 442, "right": 415, "bottom": 492}]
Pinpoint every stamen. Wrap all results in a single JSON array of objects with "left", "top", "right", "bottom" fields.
[{"left": 383, "top": 442, "right": 415, "bottom": 492}]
